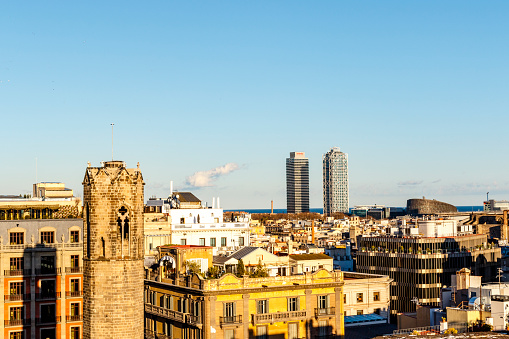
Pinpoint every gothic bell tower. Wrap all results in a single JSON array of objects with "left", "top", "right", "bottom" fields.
[{"left": 82, "top": 161, "right": 144, "bottom": 338}]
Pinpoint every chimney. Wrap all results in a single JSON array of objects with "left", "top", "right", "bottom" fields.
[
  {"left": 503, "top": 210, "right": 508, "bottom": 241},
  {"left": 311, "top": 220, "right": 315, "bottom": 245},
  {"left": 271, "top": 200, "right": 274, "bottom": 214},
  {"left": 217, "top": 197, "right": 220, "bottom": 209},
  {"left": 212, "top": 197, "right": 216, "bottom": 209}
]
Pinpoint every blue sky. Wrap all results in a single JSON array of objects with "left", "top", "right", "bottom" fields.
[{"left": 1, "top": 1, "right": 508, "bottom": 209}]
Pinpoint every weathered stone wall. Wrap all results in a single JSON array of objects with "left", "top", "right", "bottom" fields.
[
  {"left": 83, "top": 161, "right": 144, "bottom": 339},
  {"left": 407, "top": 198, "right": 457, "bottom": 215}
]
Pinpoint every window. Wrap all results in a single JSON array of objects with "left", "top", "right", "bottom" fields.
[
  {"left": 41, "top": 256, "right": 55, "bottom": 273},
  {"left": 9, "top": 331, "right": 24, "bottom": 339},
  {"left": 10, "top": 282, "right": 24, "bottom": 297},
  {"left": 257, "top": 300, "right": 268, "bottom": 314},
  {"left": 221, "top": 237, "right": 227, "bottom": 247},
  {"left": 374, "top": 308, "right": 381, "bottom": 315},
  {"left": 71, "top": 278, "right": 80, "bottom": 293},
  {"left": 343, "top": 294, "right": 347, "bottom": 304},
  {"left": 70, "top": 327, "right": 80, "bottom": 339},
  {"left": 40, "top": 304, "right": 56, "bottom": 323},
  {"left": 180, "top": 217, "right": 185, "bottom": 224},
  {"left": 256, "top": 326, "right": 267, "bottom": 339},
  {"left": 239, "top": 237, "right": 245, "bottom": 246},
  {"left": 357, "top": 309, "right": 363, "bottom": 315},
  {"left": 40, "top": 231, "right": 54, "bottom": 244},
  {"left": 199, "top": 238, "right": 205, "bottom": 246},
  {"left": 40, "top": 280, "right": 55, "bottom": 298},
  {"left": 10, "top": 232, "right": 24, "bottom": 245},
  {"left": 356, "top": 293, "right": 363, "bottom": 303},
  {"left": 10, "top": 257, "right": 24, "bottom": 271},
  {"left": 180, "top": 239, "right": 187, "bottom": 246},
  {"left": 224, "top": 329, "right": 234, "bottom": 339},
  {"left": 288, "top": 322, "right": 298, "bottom": 339},
  {"left": 210, "top": 238, "right": 216, "bottom": 247},
  {"left": 374, "top": 292, "right": 380, "bottom": 301},
  {"left": 318, "top": 320, "right": 328, "bottom": 336},
  {"left": 10, "top": 306, "right": 23, "bottom": 321},
  {"left": 223, "top": 302, "right": 235, "bottom": 318},
  {"left": 287, "top": 297, "right": 299, "bottom": 312},
  {"left": 71, "top": 303, "right": 80, "bottom": 316},
  {"left": 71, "top": 255, "right": 79, "bottom": 268},
  {"left": 318, "top": 295, "right": 329, "bottom": 309},
  {"left": 70, "top": 230, "right": 79, "bottom": 243}
]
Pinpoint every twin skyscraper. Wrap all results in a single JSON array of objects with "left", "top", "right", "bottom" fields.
[{"left": 286, "top": 148, "right": 349, "bottom": 215}]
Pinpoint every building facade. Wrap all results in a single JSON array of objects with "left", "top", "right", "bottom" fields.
[
  {"left": 286, "top": 152, "right": 309, "bottom": 214},
  {"left": 356, "top": 234, "right": 501, "bottom": 317},
  {"left": 83, "top": 161, "right": 145, "bottom": 339},
  {"left": 323, "top": 148, "right": 349, "bottom": 215},
  {"left": 144, "top": 269, "right": 345, "bottom": 339},
  {"left": 0, "top": 218, "right": 83, "bottom": 339}
]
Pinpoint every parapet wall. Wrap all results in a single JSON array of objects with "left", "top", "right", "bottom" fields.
[{"left": 407, "top": 198, "right": 457, "bottom": 215}]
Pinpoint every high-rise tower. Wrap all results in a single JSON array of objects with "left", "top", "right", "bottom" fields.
[
  {"left": 323, "top": 147, "right": 349, "bottom": 215},
  {"left": 286, "top": 152, "right": 309, "bottom": 213},
  {"left": 82, "top": 161, "right": 144, "bottom": 338}
]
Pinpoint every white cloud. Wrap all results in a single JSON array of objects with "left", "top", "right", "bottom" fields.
[{"left": 186, "top": 163, "right": 239, "bottom": 187}]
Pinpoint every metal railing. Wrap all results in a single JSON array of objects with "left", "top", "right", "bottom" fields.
[
  {"left": 219, "top": 315, "right": 242, "bottom": 325},
  {"left": 393, "top": 325, "right": 440, "bottom": 335},
  {"left": 66, "top": 315, "right": 83, "bottom": 322},
  {"left": 315, "top": 307, "right": 335, "bottom": 317},
  {"left": 65, "top": 267, "right": 82, "bottom": 273},
  {"left": 254, "top": 310, "right": 307, "bottom": 324},
  {"left": 4, "top": 269, "right": 31, "bottom": 276},
  {"left": 36, "top": 316, "right": 61, "bottom": 325},
  {"left": 35, "top": 292, "right": 61, "bottom": 300},
  {"left": 4, "top": 294, "right": 31, "bottom": 301},
  {"left": 66, "top": 291, "right": 83, "bottom": 297},
  {"left": 4, "top": 318, "right": 31, "bottom": 326},
  {"left": 0, "top": 242, "right": 82, "bottom": 250},
  {"left": 35, "top": 268, "right": 61, "bottom": 275}
]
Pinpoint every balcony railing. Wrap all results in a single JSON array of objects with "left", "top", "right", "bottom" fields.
[
  {"left": 315, "top": 307, "right": 335, "bottom": 317},
  {"left": 4, "top": 318, "right": 31, "bottom": 326},
  {"left": 66, "top": 291, "right": 83, "bottom": 297},
  {"left": 253, "top": 310, "right": 307, "bottom": 324},
  {"left": 0, "top": 242, "right": 82, "bottom": 250},
  {"left": 186, "top": 313, "right": 202, "bottom": 326},
  {"left": 219, "top": 315, "right": 242, "bottom": 325},
  {"left": 4, "top": 269, "right": 31, "bottom": 276},
  {"left": 35, "top": 292, "right": 61, "bottom": 300},
  {"left": 144, "top": 329, "right": 172, "bottom": 339},
  {"left": 66, "top": 315, "right": 83, "bottom": 322},
  {"left": 36, "top": 316, "right": 61, "bottom": 325},
  {"left": 145, "top": 303, "right": 186, "bottom": 323},
  {"left": 35, "top": 268, "right": 61, "bottom": 275},
  {"left": 65, "top": 266, "right": 82, "bottom": 273},
  {"left": 4, "top": 294, "right": 31, "bottom": 302}
]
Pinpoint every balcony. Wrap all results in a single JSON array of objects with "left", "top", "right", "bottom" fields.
[
  {"left": 4, "top": 318, "right": 31, "bottom": 327},
  {"left": 65, "top": 267, "right": 83, "bottom": 274},
  {"left": 66, "top": 315, "right": 83, "bottom": 322},
  {"left": 314, "top": 307, "right": 335, "bottom": 318},
  {"left": 36, "top": 316, "right": 61, "bottom": 325},
  {"left": 66, "top": 291, "right": 83, "bottom": 298},
  {"left": 35, "top": 267, "right": 61, "bottom": 275},
  {"left": 35, "top": 292, "right": 61, "bottom": 300},
  {"left": 4, "top": 269, "right": 31, "bottom": 276},
  {"left": 219, "top": 315, "right": 242, "bottom": 326},
  {"left": 145, "top": 303, "right": 185, "bottom": 323},
  {"left": 144, "top": 329, "right": 172, "bottom": 339},
  {"left": 4, "top": 294, "right": 31, "bottom": 302},
  {"left": 253, "top": 310, "right": 307, "bottom": 324}
]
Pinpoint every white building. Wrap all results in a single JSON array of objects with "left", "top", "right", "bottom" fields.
[
  {"left": 144, "top": 192, "right": 250, "bottom": 255},
  {"left": 323, "top": 147, "right": 349, "bottom": 214}
]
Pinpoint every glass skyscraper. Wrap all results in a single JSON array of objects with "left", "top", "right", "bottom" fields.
[
  {"left": 286, "top": 152, "right": 309, "bottom": 213},
  {"left": 323, "top": 147, "right": 349, "bottom": 215}
]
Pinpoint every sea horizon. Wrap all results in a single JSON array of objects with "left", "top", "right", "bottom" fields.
[{"left": 226, "top": 206, "right": 484, "bottom": 214}]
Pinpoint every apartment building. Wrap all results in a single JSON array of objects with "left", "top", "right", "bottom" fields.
[{"left": 0, "top": 219, "right": 83, "bottom": 339}]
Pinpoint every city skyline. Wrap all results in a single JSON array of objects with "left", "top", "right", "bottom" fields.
[{"left": 1, "top": 2, "right": 509, "bottom": 209}]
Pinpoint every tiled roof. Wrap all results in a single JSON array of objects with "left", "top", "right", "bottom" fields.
[{"left": 289, "top": 253, "right": 332, "bottom": 261}]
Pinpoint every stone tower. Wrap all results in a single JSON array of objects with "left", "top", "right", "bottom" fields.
[{"left": 82, "top": 161, "right": 144, "bottom": 339}]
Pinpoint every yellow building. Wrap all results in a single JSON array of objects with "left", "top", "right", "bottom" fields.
[{"left": 144, "top": 269, "right": 345, "bottom": 339}]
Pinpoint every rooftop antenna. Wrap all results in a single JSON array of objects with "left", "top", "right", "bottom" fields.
[
  {"left": 35, "top": 157, "right": 38, "bottom": 184},
  {"left": 111, "top": 123, "right": 114, "bottom": 161}
]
